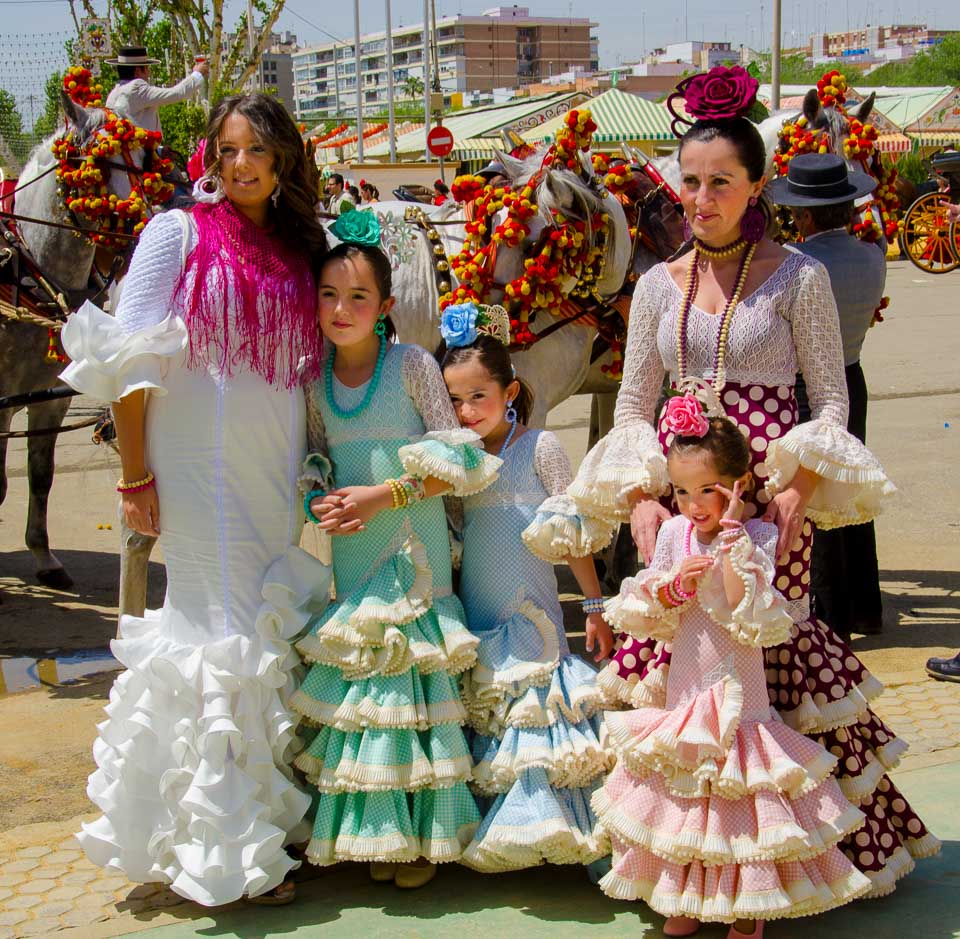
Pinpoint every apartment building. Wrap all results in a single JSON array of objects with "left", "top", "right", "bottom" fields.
[
  {"left": 810, "top": 23, "right": 955, "bottom": 64},
  {"left": 291, "top": 6, "right": 599, "bottom": 122},
  {"left": 221, "top": 31, "right": 298, "bottom": 111}
]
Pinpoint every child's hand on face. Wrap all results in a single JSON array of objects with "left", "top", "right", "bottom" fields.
[
  {"left": 716, "top": 479, "right": 745, "bottom": 523},
  {"left": 584, "top": 612, "right": 614, "bottom": 663},
  {"left": 678, "top": 554, "right": 713, "bottom": 595}
]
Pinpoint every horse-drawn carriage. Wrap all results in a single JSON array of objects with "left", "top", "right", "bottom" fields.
[{"left": 898, "top": 150, "right": 960, "bottom": 274}]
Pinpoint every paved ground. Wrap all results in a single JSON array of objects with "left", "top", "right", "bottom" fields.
[{"left": 0, "top": 258, "right": 958, "bottom": 938}]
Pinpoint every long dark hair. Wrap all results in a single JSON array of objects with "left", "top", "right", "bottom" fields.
[
  {"left": 437, "top": 334, "right": 534, "bottom": 424},
  {"left": 203, "top": 93, "right": 328, "bottom": 267},
  {"left": 319, "top": 242, "right": 397, "bottom": 341}
]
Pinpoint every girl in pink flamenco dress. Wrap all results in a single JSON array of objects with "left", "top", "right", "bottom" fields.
[{"left": 593, "top": 393, "right": 873, "bottom": 939}]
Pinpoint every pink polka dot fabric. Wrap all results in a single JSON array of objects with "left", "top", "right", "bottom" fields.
[{"left": 600, "top": 380, "right": 940, "bottom": 897}]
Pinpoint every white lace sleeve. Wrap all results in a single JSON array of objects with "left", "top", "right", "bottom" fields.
[
  {"left": 58, "top": 211, "right": 191, "bottom": 402},
  {"left": 115, "top": 210, "right": 193, "bottom": 334},
  {"left": 522, "top": 432, "right": 614, "bottom": 561},
  {"left": 397, "top": 345, "right": 501, "bottom": 496},
  {"left": 533, "top": 431, "right": 573, "bottom": 496},
  {"left": 765, "top": 259, "right": 895, "bottom": 528},
  {"left": 400, "top": 344, "right": 460, "bottom": 431},
  {"left": 567, "top": 270, "right": 670, "bottom": 521},
  {"left": 789, "top": 259, "right": 848, "bottom": 428},
  {"left": 297, "top": 384, "right": 334, "bottom": 496}
]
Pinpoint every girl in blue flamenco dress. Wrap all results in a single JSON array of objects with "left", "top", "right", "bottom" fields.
[
  {"left": 439, "top": 301, "right": 617, "bottom": 872},
  {"left": 290, "top": 214, "right": 500, "bottom": 889}
]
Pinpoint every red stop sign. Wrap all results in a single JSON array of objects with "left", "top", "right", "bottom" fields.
[{"left": 427, "top": 125, "right": 454, "bottom": 158}]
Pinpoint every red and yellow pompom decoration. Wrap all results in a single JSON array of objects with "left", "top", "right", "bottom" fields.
[
  {"left": 592, "top": 152, "right": 633, "bottom": 194},
  {"left": 843, "top": 118, "right": 878, "bottom": 161},
  {"left": 774, "top": 116, "right": 830, "bottom": 175},
  {"left": 552, "top": 108, "right": 597, "bottom": 171},
  {"left": 817, "top": 70, "right": 848, "bottom": 109},
  {"left": 871, "top": 295, "right": 890, "bottom": 326},
  {"left": 451, "top": 174, "right": 486, "bottom": 204},
  {"left": 53, "top": 113, "right": 175, "bottom": 249},
  {"left": 63, "top": 66, "right": 104, "bottom": 108}
]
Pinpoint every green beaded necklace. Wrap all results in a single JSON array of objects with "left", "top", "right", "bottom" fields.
[{"left": 324, "top": 335, "right": 387, "bottom": 419}]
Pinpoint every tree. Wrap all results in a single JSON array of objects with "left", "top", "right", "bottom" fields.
[
  {"left": 0, "top": 89, "right": 27, "bottom": 171},
  {"left": 32, "top": 73, "right": 64, "bottom": 142},
  {"left": 860, "top": 35, "right": 960, "bottom": 87}
]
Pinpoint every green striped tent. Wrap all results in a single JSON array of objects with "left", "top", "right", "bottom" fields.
[{"left": 524, "top": 87, "right": 677, "bottom": 151}]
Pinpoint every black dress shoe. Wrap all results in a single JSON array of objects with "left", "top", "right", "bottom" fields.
[{"left": 926, "top": 653, "right": 960, "bottom": 682}]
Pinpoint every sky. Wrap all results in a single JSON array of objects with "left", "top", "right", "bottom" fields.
[{"left": 1, "top": 0, "right": 959, "bottom": 121}]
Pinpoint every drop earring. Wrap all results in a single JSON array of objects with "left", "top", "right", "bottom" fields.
[
  {"left": 740, "top": 196, "right": 766, "bottom": 244},
  {"left": 505, "top": 399, "right": 517, "bottom": 424},
  {"left": 374, "top": 311, "right": 387, "bottom": 336},
  {"left": 682, "top": 215, "right": 693, "bottom": 242},
  {"left": 271, "top": 176, "right": 281, "bottom": 208}
]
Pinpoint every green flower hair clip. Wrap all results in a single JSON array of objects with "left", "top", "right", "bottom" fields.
[{"left": 330, "top": 209, "right": 382, "bottom": 247}]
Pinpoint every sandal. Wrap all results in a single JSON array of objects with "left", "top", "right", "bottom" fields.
[{"left": 245, "top": 879, "right": 296, "bottom": 906}]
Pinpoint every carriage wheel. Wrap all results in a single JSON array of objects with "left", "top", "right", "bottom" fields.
[{"left": 900, "top": 192, "right": 960, "bottom": 274}]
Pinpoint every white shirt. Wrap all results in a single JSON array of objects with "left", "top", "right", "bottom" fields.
[
  {"left": 329, "top": 191, "right": 355, "bottom": 215},
  {"left": 105, "top": 72, "right": 205, "bottom": 133}
]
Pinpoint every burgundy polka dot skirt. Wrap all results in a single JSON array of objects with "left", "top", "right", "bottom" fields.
[{"left": 598, "top": 381, "right": 940, "bottom": 896}]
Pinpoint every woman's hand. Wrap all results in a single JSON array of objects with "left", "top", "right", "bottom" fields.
[
  {"left": 629, "top": 494, "right": 672, "bottom": 565},
  {"left": 939, "top": 199, "right": 960, "bottom": 222},
  {"left": 716, "top": 480, "right": 745, "bottom": 523},
  {"left": 584, "top": 612, "right": 615, "bottom": 663},
  {"left": 314, "top": 485, "right": 393, "bottom": 534},
  {"left": 762, "top": 466, "right": 818, "bottom": 563},
  {"left": 678, "top": 554, "right": 712, "bottom": 595},
  {"left": 122, "top": 488, "right": 160, "bottom": 536}
]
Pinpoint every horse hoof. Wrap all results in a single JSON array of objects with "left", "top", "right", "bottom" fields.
[{"left": 36, "top": 568, "right": 74, "bottom": 590}]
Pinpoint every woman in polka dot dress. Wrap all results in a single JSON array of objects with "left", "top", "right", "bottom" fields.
[
  {"left": 567, "top": 90, "right": 939, "bottom": 898},
  {"left": 594, "top": 398, "right": 874, "bottom": 938}
]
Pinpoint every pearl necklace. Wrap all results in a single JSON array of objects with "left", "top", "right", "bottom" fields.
[
  {"left": 676, "top": 243, "right": 756, "bottom": 394},
  {"left": 325, "top": 336, "right": 387, "bottom": 419}
]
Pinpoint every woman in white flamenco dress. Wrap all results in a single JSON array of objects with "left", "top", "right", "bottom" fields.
[{"left": 58, "top": 94, "right": 331, "bottom": 906}]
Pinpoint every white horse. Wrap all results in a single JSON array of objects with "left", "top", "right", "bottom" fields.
[
  {"left": 371, "top": 150, "right": 643, "bottom": 427},
  {"left": 1, "top": 94, "right": 149, "bottom": 592}
]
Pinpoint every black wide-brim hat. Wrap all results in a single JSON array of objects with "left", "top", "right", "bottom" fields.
[
  {"left": 768, "top": 153, "right": 876, "bottom": 207},
  {"left": 106, "top": 46, "right": 161, "bottom": 66}
]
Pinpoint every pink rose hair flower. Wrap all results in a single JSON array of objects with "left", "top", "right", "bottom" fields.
[
  {"left": 664, "top": 393, "right": 710, "bottom": 438},
  {"left": 666, "top": 65, "right": 760, "bottom": 137}
]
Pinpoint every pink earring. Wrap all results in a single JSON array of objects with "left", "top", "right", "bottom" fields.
[
  {"left": 740, "top": 196, "right": 766, "bottom": 244},
  {"left": 682, "top": 215, "right": 693, "bottom": 242}
]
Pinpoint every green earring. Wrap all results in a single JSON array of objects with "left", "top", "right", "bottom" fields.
[{"left": 374, "top": 312, "right": 387, "bottom": 336}]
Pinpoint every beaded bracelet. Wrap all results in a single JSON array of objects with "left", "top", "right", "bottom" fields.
[
  {"left": 672, "top": 574, "right": 695, "bottom": 600},
  {"left": 581, "top": 597, "right": 605, "bottom": 615},
  {"left": 117, "top": 471, "right": 155, "bottom": 494},
  {"left": 303, "top": 488, "right": 326, "bottom": 524},
  {"left": 719, "top": 518, "right": 743, "bottom": 529},
  {"left": 385, "top": 478, "right": 407, "bottom": 510}
]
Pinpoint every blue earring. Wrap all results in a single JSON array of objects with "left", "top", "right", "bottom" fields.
[
  {"left": 374, "top": 311, "right": 386, "bottom": 336},
  {"left": 505, "top": 399, "right": 517, "bottom": 424}
]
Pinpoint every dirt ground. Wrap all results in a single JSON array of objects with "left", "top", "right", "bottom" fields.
[{"left": 0, "top": 259, "right": 957, "bottom": 836}]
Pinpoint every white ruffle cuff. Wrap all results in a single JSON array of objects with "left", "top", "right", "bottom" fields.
[
  {"left": 567, "top": 422, "right": 669, "bottom": 523},
  {"left": 764, "top": 420, "right": 896, "bottom": 529},
  {"left": 521, "top": 494, "right": 615, "bottom": 562},
  {"left": 60, "top": 300, "right": 188, "bottom": 402},
  {"left": 398, "top": 429, "right": 501, "bottom": 497},
  {"left": 603, "top": 569, "right": 684, "bottom": 643}
]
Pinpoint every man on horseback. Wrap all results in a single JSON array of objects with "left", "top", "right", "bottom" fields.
[{"left": 105, "top": 46, "right": 208, "bottom": 135}]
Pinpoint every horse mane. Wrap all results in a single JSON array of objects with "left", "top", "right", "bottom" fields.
[{"left": 22, "top": 108, "right": 109, "bottom": 179}]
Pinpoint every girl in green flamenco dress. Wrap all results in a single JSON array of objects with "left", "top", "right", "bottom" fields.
[{"left": 291, "top": 212, "right": 500, "bottom": 889}]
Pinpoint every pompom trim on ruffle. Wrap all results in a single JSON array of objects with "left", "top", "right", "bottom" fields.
[
  {"left": 306, "top": 826, "right": 479, "bottom": 866},
  {"left": 521, "top": 495, "right": 615, "bottom": 562},
  {"left": 290, "top": 688, "right": 467, "bottom": 733},
  {"left": 295, "top": 750, "right": 473, "bottom": 794},
  {"left": 398, "top": 429, "right": 502, "bottom": 497},
  {"left": 598, "top": 859, "right": 872, "bottom": 922},
  {"left": 777, "top": 671, "right": 885, "bottom": 734},
  {"left": 597, "top": 659, "right": 669, "bottom": 710},
  {"left": 592, "top": 781, "right": 866, "bottom": 867},
  {"left": 461, "top": 821, "right": 609, "bottom": 872}
]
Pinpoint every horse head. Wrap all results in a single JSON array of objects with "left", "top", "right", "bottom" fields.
[{"left": 487, "top": 145, "right": 631, "bottom": 301}]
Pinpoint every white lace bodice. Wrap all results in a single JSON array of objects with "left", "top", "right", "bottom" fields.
[{"left": 616, "top": 253, "right": 849, "bottom": 429}]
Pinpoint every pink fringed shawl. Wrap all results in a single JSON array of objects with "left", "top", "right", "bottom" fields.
[{"left": 176, "top": 200, "right": 322, "bottom": 388}]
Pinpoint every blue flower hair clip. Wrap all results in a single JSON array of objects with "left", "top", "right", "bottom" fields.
[
  {"left": 330, "top": 209, "right": 382, "bottom": 247},
  {"left": 440, "top": 302, "right": 511, "bottom": 348}
]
